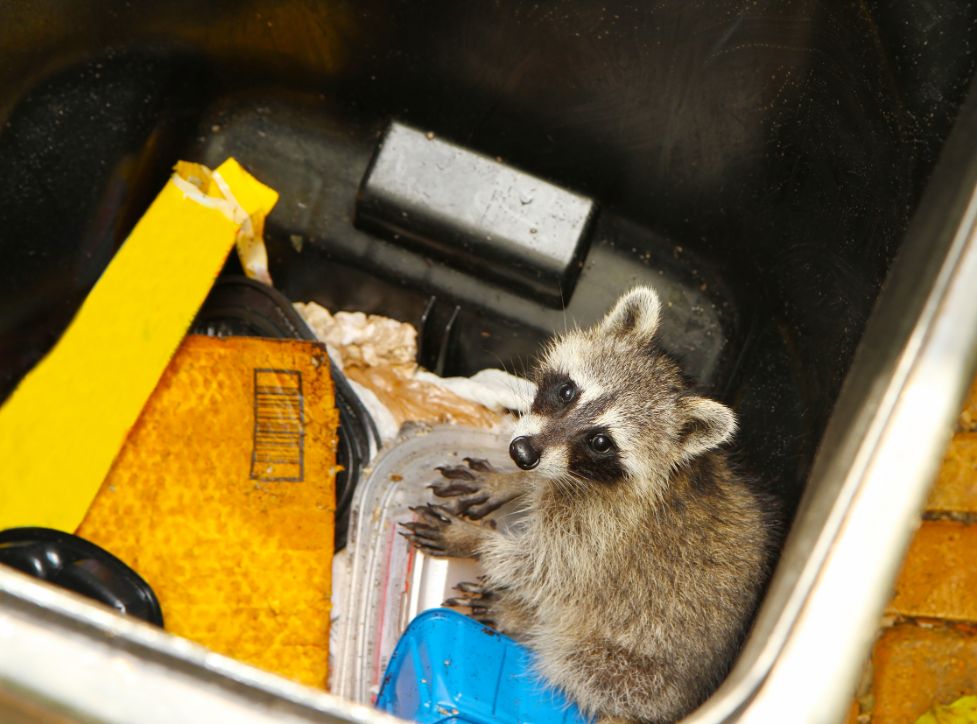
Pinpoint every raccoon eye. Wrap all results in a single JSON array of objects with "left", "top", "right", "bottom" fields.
[
  {"left": 558, "top": 382, "right": 576, "bottom": 404},
  {"left": 589, "top": 433, "right": 613, "bottom": 453}
]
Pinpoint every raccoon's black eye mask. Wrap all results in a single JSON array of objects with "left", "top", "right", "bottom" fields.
[
  {"left": 569, "top": 427, "right": 624, "bottom": 485},
  {"left": 532, "top": 372, "right": 578, "bottom": 414}
]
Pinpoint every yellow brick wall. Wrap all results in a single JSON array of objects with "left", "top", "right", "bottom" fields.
[{"left": 851, "top": 377, "right": 977, "bottom": 723}]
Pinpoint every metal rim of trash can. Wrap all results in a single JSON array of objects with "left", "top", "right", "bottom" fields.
[{"left": 3, "top": 71, "right": 977, "bottom": 724}]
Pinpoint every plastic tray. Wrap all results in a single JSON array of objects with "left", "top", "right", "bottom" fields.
[
  {"left": 376, "top": 608, "right": 587, "bottom": 724},
  {"left": 332, "top": 424, "right": 519, "bottom": 703}
]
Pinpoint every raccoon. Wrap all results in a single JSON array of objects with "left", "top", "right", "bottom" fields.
[{"left": 401, "top": 287, "right": 778, "bottom": 724}]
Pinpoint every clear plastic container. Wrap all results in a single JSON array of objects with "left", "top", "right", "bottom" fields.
[{"left": 332, "top": 423, "right": 516, "bottom": 704}]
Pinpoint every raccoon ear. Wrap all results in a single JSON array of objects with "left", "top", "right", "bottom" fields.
[
  {"left": 677, "top": 396, "right": 737, "bottom": 459},
  {"left": 600, "top": 287, "right": 661, "bottom": 342}
]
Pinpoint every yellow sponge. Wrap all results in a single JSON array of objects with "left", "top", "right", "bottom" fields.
[{"left": 78, "top": 335, "right": 338, "bottom": 689}]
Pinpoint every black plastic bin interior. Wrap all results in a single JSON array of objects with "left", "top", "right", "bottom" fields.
[{"left": 2, "top": 0, "right": 976, "bottom": 699}]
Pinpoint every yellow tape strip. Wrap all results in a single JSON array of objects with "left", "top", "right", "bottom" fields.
[{"left": 0, "top": 158, "right": 278, "bottom": 532}]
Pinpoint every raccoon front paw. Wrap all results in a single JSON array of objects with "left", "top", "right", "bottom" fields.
[
  {"left": 429, "top": 457, "right": 523, "bottom": 520},
  {"left": 399, "top": 503, "right": 493, "bottom": 558},
  {"left": 443, "top": 578, "right": 499, "bottom": 628}
]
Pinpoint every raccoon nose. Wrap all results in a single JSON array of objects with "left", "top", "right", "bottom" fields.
[{"left": 509, "top": 436, "right": 540, "bottom": 470}]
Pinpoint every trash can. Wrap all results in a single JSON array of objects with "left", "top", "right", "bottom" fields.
[{"left": 2, "top": 2, "right": 977, "bottom": 722}]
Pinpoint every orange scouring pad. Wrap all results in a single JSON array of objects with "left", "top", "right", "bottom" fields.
[{"left": 78, "top": 334, "right": 339, "bottom": 689}]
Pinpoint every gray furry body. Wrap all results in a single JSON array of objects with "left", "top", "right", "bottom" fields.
[{"left": 402, "top": 287, "right": 778, "bottom": 723}]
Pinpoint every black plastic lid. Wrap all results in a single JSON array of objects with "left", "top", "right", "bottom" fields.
[{"left": 0, "top": 527, "right": 164, "bottom": 626}]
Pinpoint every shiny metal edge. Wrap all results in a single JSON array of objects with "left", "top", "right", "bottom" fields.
[
  {"left": 8, "top": 162, "right": 977, "bottom": 722},
  {"left": 5, "top": 86, "right": 977, "bottom": 724},
  {"left": 0, "top": 565, "right": 401, "bottom": 723},
  {"left": 690, "top": 78, "right": 977, "bottom": 722}
]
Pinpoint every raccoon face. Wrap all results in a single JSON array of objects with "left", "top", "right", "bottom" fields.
[{"left": 511, "top": 286, "right": 736, "bottom": 492}]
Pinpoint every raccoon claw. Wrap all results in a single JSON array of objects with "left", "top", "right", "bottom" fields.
[
  {"left": 400, "top": 520, "right": 438, "bottom": 535},
  {"left": 463, "top": 457, "right": 495, "bottom": 473},
  {"left": 455, "top": 495, "right": 509, "bottom": 521},
  {"left": 443, "top": 599, "right": 493, "bottom": 617},
  {"left": 435, "top": 465, "right": 477, "bottom": 481},
  {"left": 400, "top": 505, "right": 457, "bottom": 556},
  {"left": 443, "top": 579, "right": 499, "bottom": 627},
  {"left": 397, "top": 529, "right": 446, "bottom": 555},
  {"left": 430, "top": 459, "right": 522, "bottom": 520},
  {"left": 408, "top": 503, "right": 453, "bottom": 525},
  {"left": 428, "top": 480, "right": 480, "bottom": 497},
  {"left": 401, "top": 504, "right": 487, "bottom": 558},
  {"left": 454, "top": 580, "right": 493, "bottom": 596},
  {"left": 451, "top": 492, "right": 490, "bottom": 515}
]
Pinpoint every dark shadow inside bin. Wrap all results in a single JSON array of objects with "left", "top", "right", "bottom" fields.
[{"left": 1, "top": 0, "right": 976, "bottom": 701}]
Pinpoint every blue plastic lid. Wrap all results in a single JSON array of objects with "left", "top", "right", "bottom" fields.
[{"left": 376, "top": 608, "right": 590, "bottom": 724}]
